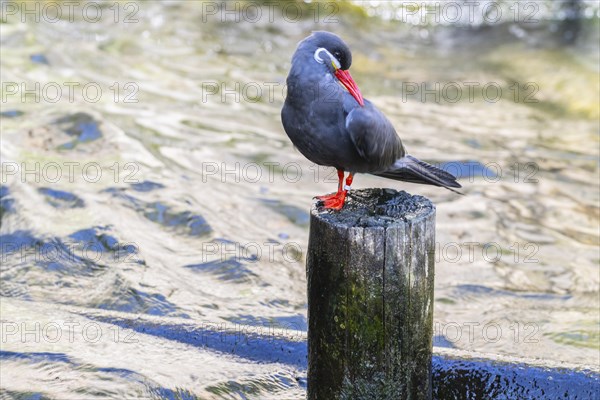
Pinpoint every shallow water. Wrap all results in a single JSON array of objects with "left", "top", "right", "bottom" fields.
[{"left": 1, "top": 1, "right": 599, "bottom": 398}]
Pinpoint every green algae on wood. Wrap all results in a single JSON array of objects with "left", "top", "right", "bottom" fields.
[{"left": 307, "top": 188, "right": 435, "bottom": 400}]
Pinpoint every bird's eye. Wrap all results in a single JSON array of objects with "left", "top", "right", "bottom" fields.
[{"left": 333, "top": 51, "right": 344, "bottom": 67}]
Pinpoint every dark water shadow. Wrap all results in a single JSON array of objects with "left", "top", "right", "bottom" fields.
[
  {"left": 86, "top": 315, "right": 307, "bottom": 369},
  {"left": 104, "top": 187, "right": 212, "bottom": 237},
  {"left": 432, "top": 354, "right": 600, "bottom": 399},
  {"left": 0, "top": 110, "right": 24, "bottom": 118},
  {"left": 38, "top": 188, "right": 85, "bottom": 209},
  {"left": 0, "top": 350, "right": 200, "bottom": 399},
  {"left": 54, "top": 113, "right": 103, "bottom": 150},
  {"left": 184, "top": 258, "right": 258, "bottom": 284}
]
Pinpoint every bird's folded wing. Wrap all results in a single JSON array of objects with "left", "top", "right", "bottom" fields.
[{"left": 344, "top": 100, "right": 405, "bottom": 170}]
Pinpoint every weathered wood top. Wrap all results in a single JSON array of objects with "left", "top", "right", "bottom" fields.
[{"left": 311, "top": 188, "right": 435, "bottom": 228}]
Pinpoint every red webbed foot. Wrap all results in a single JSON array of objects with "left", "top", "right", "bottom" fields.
[
  {"left": 315, "top": 192, "right": 340, "bottom": 202},
  {"left": 316, "top": 191, "right": 347, "bottom": 210},
  {"left": 315, "top": 171, "right": 353, "bottom": 211}
]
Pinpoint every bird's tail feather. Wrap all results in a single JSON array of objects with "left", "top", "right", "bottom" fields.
[{"left": 373, "top": 155, "right": 463, "bottom": 194}]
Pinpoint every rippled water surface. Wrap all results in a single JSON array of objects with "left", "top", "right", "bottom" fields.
[{"left": 1, "top": 1, "right": 599, "bottom": 398}]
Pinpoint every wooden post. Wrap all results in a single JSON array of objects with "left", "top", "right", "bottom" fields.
[{"left": 307, "top": 188, "right": 435, "bottom": 400}]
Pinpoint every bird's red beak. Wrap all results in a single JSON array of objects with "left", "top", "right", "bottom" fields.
[{"left": 335, "top": 69, "right": 364, "bottom": 106}]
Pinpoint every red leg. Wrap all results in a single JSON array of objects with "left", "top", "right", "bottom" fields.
[
  {"left": 337, "top": 169, "right": 344, "bottom": 192},
  {"left": 317, "top": 172, "right": 354, "bottom": 210},
  {"left": 345, "top": 173, "right": 353, "bottom": 189},
  {"left": 315, "top": 169, "right": 344, "bottom": 201}
]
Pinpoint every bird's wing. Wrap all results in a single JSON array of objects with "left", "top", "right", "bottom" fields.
[
  {"left": 374, "top": 155, "right": 463, "bottom": 193},
  {"left": 343, "top": 98, "right": 405, "bottom": 171}
]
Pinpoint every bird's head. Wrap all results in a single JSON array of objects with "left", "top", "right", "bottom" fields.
[{"left": 300, "top": 31, "right": 364, "bottom": 107}]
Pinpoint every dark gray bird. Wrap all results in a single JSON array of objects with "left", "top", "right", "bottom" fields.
[{"left": 281, "top": 31, "right": 461, "bottom": 209}]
